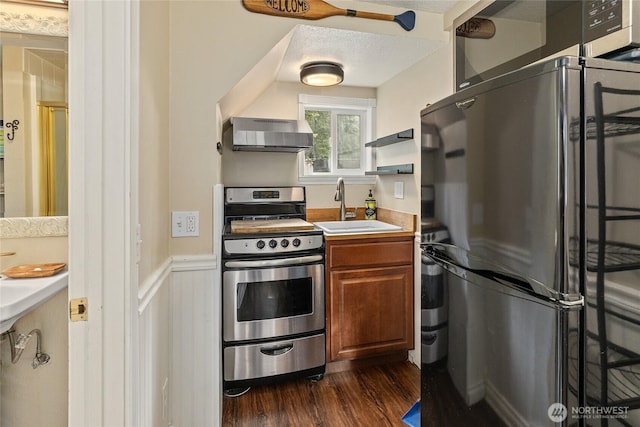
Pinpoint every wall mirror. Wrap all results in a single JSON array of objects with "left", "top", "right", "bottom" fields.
[
  {"left": 1, "top": 33, "right": 68, "bottom": 218},
  {"left": 1, "top": 1, "right": 68, "bottom": 219}
]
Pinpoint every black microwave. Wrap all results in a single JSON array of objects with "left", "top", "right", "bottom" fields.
[{"left": 454, "top": 0, "right": 640, "bottom": 91}]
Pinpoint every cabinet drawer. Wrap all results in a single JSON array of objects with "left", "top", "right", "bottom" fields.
[
  {"left": 327, "top": 238, "right": 413, "bottom": 269},
  {"left": 224, "top": 333, "right": 325, "bottom": 381}
]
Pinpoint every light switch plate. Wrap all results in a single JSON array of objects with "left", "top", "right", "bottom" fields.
[
  {"left": 171, "top": 211, "right": 200, "bottom": 237},
  {"left": 394, "top": 181, "right": 404, "bottom": 199}
]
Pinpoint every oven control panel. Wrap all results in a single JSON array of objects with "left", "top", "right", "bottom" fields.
[
  {"left": 224, "top": 234, "right": 324, "bottom": 255},
  {"left": 421, "top": 229, "right": 450, "bottom": 244}
]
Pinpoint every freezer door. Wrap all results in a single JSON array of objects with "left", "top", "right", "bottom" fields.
[{"left": 420, "top": 58, "right": 583, "bottom": 426}]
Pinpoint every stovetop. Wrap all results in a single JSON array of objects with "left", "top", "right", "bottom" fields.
[{"left": 222, "top": 186, "right": 324, "bottom": 257}]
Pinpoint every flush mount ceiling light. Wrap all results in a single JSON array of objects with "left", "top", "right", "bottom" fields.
[{"left": 300, "top": 61, "right": 344, "bottom": 87}]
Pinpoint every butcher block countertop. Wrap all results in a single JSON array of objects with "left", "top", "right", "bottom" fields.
[{"left": 230, "top": 218, "right": 315, "bottom": 234}]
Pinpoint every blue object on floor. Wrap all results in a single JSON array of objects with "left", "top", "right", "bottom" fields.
[{"left": 402, "top": 400, "right": 420, "bottom": 427}]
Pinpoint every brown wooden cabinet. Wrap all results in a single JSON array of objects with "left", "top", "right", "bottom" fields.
[{"left": 325, "top": 235, "right": 414, "bottom": 362}]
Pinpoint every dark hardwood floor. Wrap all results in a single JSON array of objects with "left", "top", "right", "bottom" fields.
[{"left": 222, "top": 360, "right": 505, "bottom": 427}]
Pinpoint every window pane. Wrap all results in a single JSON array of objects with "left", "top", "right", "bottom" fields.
[
  {"left": 337, "top": 114, "right": 361, "bottom": 170},
  {"left": 304, "top": 110, "right": 331, "bottom": 173}
]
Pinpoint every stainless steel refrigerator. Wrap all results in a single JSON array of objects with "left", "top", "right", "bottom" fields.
[{"left": 420, "top": 56, "right": 640, "bottom": 427}]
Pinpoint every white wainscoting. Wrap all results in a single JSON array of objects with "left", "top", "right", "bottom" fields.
[
  {"left": 137, "top": 259, "right": 172, "bottom": 426},
  {"left": 137, "top": 254, "right": 220, "bottom": 427},
  {"left": 170, "top": 255, "right": 220, "bottom": 427}
]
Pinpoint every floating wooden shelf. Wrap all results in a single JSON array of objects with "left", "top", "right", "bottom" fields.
[
  {"left": 365, "top": 129, "right": 414, "bottom": 148},
  {"left": 365, "top": 164, "right": 414, "bottom": 175},
  {"left": 365, "top": 129, "right": 415, "bottom": 175}
]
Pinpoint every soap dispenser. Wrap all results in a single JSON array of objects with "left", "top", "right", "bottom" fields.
[{"left": 365, "top": 189, "right": 377, "bottom": 220}]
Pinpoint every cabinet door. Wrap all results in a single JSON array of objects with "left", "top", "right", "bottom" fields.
[{"left": 328, "top": 265, "right": 414, "bottom": 361}]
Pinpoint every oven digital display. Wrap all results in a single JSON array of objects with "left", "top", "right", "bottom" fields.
[{"left": 252, "top": 190, "right": 280, "bottom": 200}]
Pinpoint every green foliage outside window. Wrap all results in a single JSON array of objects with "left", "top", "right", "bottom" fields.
[
  {"left": 304, "top": 109, "right": 362, "bottom": 173},
  {"left": 305, "top": 110, "right": 331, "bottom": 172}
]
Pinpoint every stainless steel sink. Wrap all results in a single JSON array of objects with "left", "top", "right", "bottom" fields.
[{"left": 314, "top": 220, "right": 402, "bottom": 235}]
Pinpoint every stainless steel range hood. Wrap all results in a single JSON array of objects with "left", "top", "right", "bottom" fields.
[{"left": 231, "top": 117, "right": 313, "bottom": 152}]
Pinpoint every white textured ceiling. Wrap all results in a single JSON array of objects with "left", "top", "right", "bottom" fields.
[
  {"left": 276, "top": 25, "right": 445, "bottom": 87},
  {"left": 220, "top": 0, "right": 458, "bottom": 119},
  {"left": 272, "top": 1, "right": 458, "bottom": 87}
]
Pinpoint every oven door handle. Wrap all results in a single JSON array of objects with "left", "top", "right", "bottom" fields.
[
  {"left": 260, "top": 343, "right": 294, "bottom": 356},
  {"left": 224, "top": 254, "right": 323, "bottom": 268}
]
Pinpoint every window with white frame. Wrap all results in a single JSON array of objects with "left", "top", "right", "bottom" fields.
[{"left": 298, "top": 94, "right": 376, "bottom": 183}]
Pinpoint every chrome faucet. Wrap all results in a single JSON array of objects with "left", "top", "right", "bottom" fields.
[{"left": 334, "top": 177, "right": 346, "bottom": 221}]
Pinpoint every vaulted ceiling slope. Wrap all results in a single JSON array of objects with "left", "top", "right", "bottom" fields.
[{"left": 219, "top": 0, "right": 458, "bottom": 121}]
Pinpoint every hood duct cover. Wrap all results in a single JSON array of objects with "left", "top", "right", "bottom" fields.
[{"left": 231, "top": 117, "right": 314, "bottom": 152}]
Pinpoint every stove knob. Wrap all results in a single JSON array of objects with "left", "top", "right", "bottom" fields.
[
  {"left": 281, "top": 239, "right": 290, "bottom": 248},
  {"left": 269, "top": 239, "right": 278, "bottom": 249},
  {"left": 292, "top": 238, "right": 301, "bottom": 247},
  {"left": 256, "top": 240, "right": 265, "bottom": 249}
]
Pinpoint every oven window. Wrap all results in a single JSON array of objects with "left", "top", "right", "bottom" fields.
[{"left": 236, "top": 278, "right": 313, "bottom": 321}]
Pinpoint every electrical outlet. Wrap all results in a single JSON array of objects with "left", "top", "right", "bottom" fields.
[
  {"left": 171, "top": 211, "right": 200, "bottom": 237},
  {"left": 394, "top": 181, "right": 404, "bottom": 199}
]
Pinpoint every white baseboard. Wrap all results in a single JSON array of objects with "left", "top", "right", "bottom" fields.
[
  {"left": 485, "top": 381, "right": 529, "bottom": 427},
  {"left": 466, "top": 380, "right": 486, "bottom": 406}
]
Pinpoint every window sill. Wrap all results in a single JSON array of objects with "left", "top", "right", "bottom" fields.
[{"left": 298, "top": 175, "right": 377, "bottom": 185}]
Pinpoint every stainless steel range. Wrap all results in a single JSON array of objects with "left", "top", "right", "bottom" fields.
[
  {"left": 222, "top": 187, "right": 325, "bottom": 396},
  {"left": 420, "top": 219, "right": 450, "bottom": 365},
  {"left": 420, "top": 187, "right": 451, "bottom": 365}
]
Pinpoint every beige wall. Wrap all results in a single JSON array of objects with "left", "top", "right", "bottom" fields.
[
  {"left": 376, "top": 30, "right": 452, "bottom": 214},
  {"left": 139, "top": 0, "right": 171, "bottom": 284}
]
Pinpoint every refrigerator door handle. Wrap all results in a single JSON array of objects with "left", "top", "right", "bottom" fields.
[{"left": 422, "top": 243, "right": 583, "bottom": 311}]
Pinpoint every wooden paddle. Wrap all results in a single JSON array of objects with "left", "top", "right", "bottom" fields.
[
  {"left": 455, "top": 18, "right": 495, "bottom": 39},
  {"left": 242, "top": 0, "right": 416, "bottom": 31}
]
